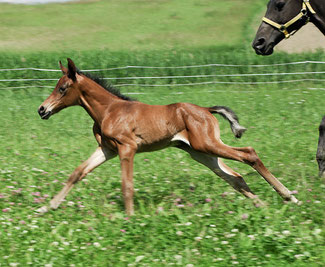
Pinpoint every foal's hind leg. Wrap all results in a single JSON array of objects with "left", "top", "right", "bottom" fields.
[
  {"left": 185, "top": 116, "right": 298, "bottom": 203},
  {"left": 36, "top": 147, "right": 116, "bottom": 213},
  {"left": 230, "top": 146, "right": 299, "bottom": 203},
  {"left": 178, "top": 145, "right": 264, "bottom": 205},
  {"left": 189, "top": 137, "right": 298, "bottom": 203}
]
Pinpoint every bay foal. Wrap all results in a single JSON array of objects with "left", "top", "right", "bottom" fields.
[{"left": 37, "top": 59, "right": 298, "bottom": 215}]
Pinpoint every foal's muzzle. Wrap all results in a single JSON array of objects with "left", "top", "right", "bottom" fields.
[{"left": 38, "top": 106, "right": 52, "bottom": 120}]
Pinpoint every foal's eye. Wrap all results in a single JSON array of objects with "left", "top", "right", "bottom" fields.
[
  {"left": 275, "top": 1, "right": 285, "bottom": 11},
  {"left": 59, "top": 87, "right": 66, "bottom": 94}
]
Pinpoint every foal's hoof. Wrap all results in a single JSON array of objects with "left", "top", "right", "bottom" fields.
[
  {"left": 290, "top": 195, "right": 300, "bottom": 204},
  {"left": 35, "top": 206, "right": 49, "bottom": 214},
  {"left": 253, "top": 198, "right": 267, "bottom": 207}
]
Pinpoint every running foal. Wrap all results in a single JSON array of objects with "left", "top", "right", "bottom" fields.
[{"left": 37, "top": 58, "right": 298, "bottom": 215}]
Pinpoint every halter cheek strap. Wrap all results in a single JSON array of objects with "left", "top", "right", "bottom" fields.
[
  {"left": 304, "top": 0, "right": 316, "bottom": 14},
  {"left": 262, "top": 0, "right": 316, "bottom": 39}
]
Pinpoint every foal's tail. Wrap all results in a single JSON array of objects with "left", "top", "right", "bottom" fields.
[{"left": 208, "top": 106, "right": 247, "bottom": 138}]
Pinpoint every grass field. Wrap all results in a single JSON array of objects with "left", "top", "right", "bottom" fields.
[
  {"left": 1, "top": 51, "right": 325, "bottom": 266},
  {"left": 0, "top": 0, "right": 324, "bottom": 266},
  {"left": 0, "top": 0, "right": 265, "bottom": 52}
]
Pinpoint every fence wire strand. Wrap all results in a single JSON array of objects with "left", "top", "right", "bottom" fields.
[
  {"left": 1, "top": 60, "right": 325, "bottom": 72},
  {"left": 1, "top": 61, "right": 325, "bottom": 90}
]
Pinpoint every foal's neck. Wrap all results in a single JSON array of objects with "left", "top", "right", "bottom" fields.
[{"left": 78, "top": 77, "right": 122, "bottom": 125}]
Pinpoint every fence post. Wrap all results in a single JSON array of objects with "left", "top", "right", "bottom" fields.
[{"left": 316, "top": 116, "right": 325, "bottom": 178}]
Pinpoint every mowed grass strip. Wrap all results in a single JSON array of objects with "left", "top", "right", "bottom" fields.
[{"left": 0, "top": 0, "right": 265, "bottom": 52}]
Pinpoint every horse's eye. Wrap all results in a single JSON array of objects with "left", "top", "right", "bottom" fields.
[
  {"left": 59, "top": 87, "right": 66, "bottom": 94},
  {"left": 275, "top": 1, "right": 285, "bottom": 11}
]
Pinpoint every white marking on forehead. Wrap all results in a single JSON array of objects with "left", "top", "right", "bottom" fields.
[
  {"left": 59, "top": 81, "right": 69, "bottom": 89},
  {"left": 57, "top": 77, "right": 69, "bottom": 88}
]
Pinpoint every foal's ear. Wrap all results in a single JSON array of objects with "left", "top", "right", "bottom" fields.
[
  {"left": 67, "top": 58, "right": 77, "bottom": 81},
  {"left": 59, "top": 60, "right": 68, "bottom": 75}
]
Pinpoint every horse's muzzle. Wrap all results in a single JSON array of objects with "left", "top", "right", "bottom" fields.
[
  {"left": 38, "top": 106, "right": 52, "bottom": 120},
  {"left": 252, "top": 38, "right": 274, "bottom": 56}
]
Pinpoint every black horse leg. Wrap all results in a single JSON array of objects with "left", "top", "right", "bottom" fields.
[{"left": 316, "top": 116, "right": 325, "bottom": 178}]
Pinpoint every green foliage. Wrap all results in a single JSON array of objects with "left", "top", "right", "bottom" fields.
[{"left": 0, "top": 50, "right": 324, "bottom": 266}]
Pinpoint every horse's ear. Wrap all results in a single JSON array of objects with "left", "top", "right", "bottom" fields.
[
  {"left": 67, "top": 58, "right": 77, "bottom": 81},
  {"left": 59, "top": 60, "right": 68, "bottom": 75}
]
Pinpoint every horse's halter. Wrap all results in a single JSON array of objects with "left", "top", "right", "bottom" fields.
[{"left": 262, "top": 0, "right": 316, "bottom": 39}]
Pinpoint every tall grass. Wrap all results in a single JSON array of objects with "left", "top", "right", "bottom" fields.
[{"left": 2, "top": 48, "right": 325, "bottom": 87}]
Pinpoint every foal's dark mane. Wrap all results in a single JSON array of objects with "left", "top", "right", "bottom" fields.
[{"left": 79, "top": 71, "right": 134, "bottom": 101}]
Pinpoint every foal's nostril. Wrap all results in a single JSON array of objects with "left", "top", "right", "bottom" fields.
[{"left": 38, "top": 106, "right": 45, "bottom": 115}]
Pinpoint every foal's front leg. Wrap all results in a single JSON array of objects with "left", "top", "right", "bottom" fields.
[
  {"left": 36, "top": 147, "right": 116, "bottom": 213},
  {"left": 118, "top": 144, "right": 136, "bottom": 216}
]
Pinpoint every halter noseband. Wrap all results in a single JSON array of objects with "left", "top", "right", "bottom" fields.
[{"left": 262, "top": 0, "right": 316, "bottom": 39}]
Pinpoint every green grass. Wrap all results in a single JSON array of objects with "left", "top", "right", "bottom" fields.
[
  {"left": 0, "top": 0, "right": 324, "bottom": 265},
  {"left": 0, "top": 51, "right": 324, "bottom": 266},
  {"left": 0, "top": 0, "right": 266, "bottom": 52}
]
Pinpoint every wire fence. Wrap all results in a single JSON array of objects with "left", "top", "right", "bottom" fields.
[
  {"left": 1, "top": 60, "right": 325, "bottom": 72},
  {"left": 1, "top": 60, "right": 325, "bottom": 91}
]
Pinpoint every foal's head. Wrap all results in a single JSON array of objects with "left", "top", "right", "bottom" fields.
[{"left": 38, "top": 58, "right": 81, "bottom": 120}]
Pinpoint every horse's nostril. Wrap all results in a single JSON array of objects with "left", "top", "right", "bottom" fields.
[
  {"left": 39, "top": 106, "right": 45, "bottom": 112},
  {"left": 253, "top": 38, "right": 267, "bottom": 54},
  {"left": 256, "top": 38, "right": 266, "bottom": 47}
]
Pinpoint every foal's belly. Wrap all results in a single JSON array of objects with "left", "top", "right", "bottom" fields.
[
  {"left": 136, "top": 139, "right": 173, "bottom": 153},
  {"left": 136, "top": 131, "right": 190, "bottom": 153}
]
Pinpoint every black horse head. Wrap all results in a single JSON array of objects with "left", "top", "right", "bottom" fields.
[{"left": 252, "top": 0, "right": 319, "bottom": 55}]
